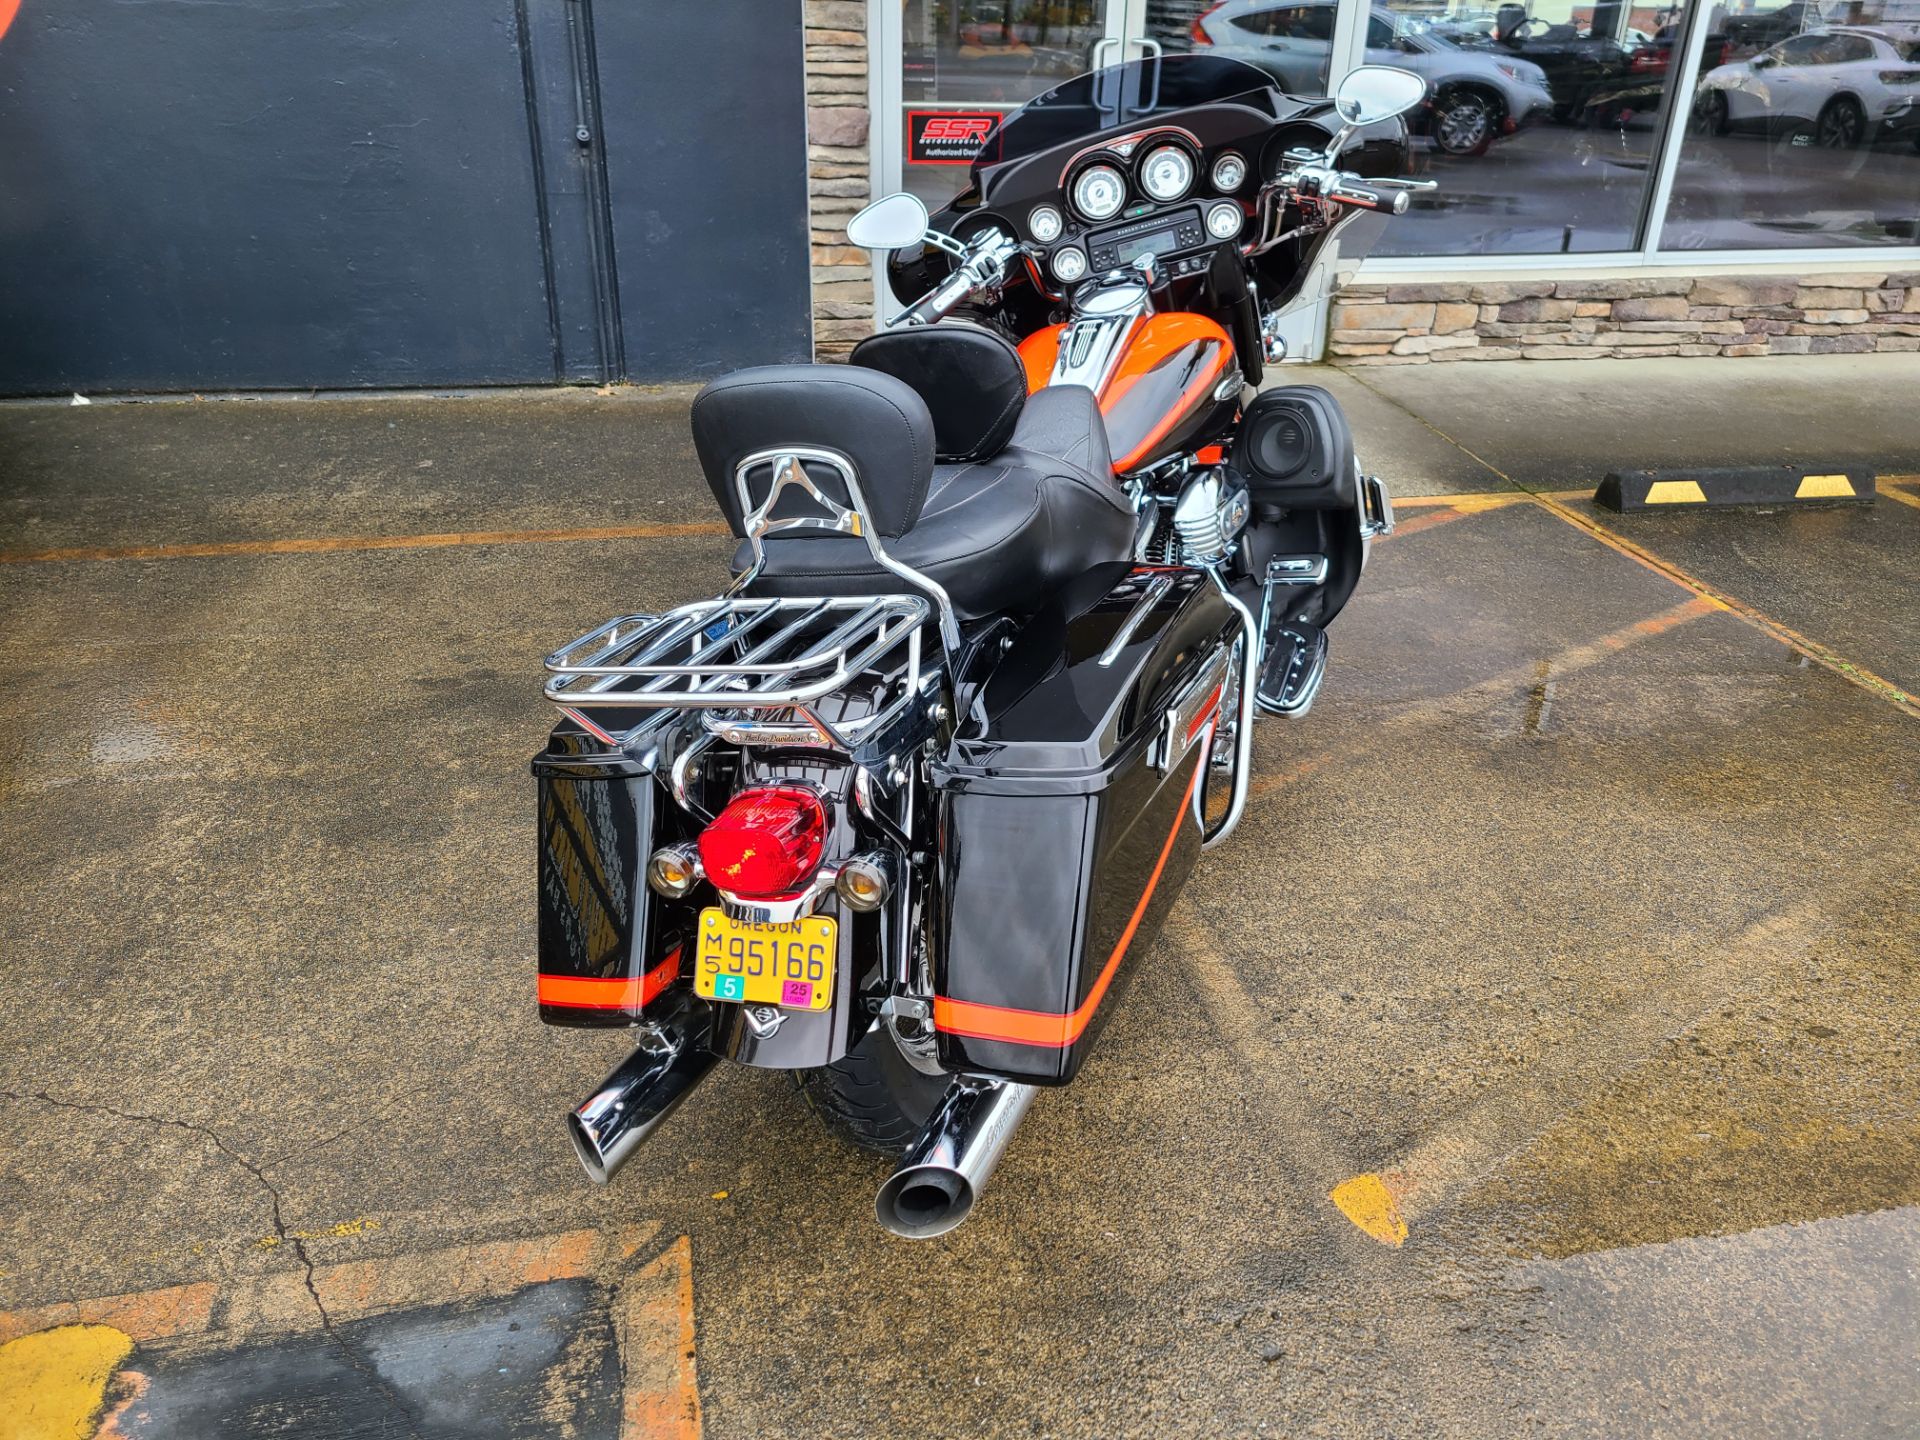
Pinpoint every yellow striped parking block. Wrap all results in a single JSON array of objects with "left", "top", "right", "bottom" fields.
[{"left": 1595, "top": 468, "right": 1875, "bottom": 512}]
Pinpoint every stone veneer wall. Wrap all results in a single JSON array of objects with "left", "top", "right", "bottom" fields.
[
  {"left": 1328, "top": 272, "right": 1920, "bottom": 365},
  {"left": 802, "top": 0, "right": 875, "bottom": 359}
]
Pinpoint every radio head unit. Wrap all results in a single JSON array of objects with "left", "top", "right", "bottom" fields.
[{"left": 1087, "top": 207, "right": 1206, "bottom": 273}]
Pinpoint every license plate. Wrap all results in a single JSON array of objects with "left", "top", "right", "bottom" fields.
[{"left": 694, "top": 909, "right": 835, "bottom": 1011}]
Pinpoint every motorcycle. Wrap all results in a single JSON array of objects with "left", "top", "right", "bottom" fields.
[{"left": 533, "top": 57, "right": 1431, "bottom": 1238}]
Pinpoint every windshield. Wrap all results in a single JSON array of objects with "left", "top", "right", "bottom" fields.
[{"left": 972, "top": 54, "right": 1283, "bottom": 177}]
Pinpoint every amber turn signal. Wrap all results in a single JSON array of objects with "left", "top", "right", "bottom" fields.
[
  {"left": 834, "top": 854, "right": 892, "bottom": 913},
  {"left": 646, "top": 844, "right": 702, "bottom": 899}
]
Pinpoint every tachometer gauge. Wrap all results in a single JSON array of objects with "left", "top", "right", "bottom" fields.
[
  {"left": 1139, "top": 145, "right": 1194, "bottom": 203},
  {"left": 1028, "top": 205, "right": 1063, "bottom": 244},
  {"left": 1071, "top": 164, "right": 1126, "bottom": 222},
  {"left": 1211, "top": 153, "right": 1247, "bottom": 192}
]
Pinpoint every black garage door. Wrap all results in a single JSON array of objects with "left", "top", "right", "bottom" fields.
[{"left": 0, "top": 0, "right": 813, "bottom": 395}]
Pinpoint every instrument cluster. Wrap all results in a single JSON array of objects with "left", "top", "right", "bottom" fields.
[{"left": 1022, "top": 127, "right": 1253, "bottom": 289}]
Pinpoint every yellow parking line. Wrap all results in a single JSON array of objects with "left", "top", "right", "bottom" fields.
[
  {"left": 1329, "top": 1174, "right": 1409, "bottom": 1248},
  {"left": 0, "top": 521, "right": 731, "bottom": 566},
  {"left": 1878, "top": 477, "right": 1920, "bottom": 512},
  {"left": 0, "top": 1323, "right": 134, "bottom": 1440},
  {"left": 0, "top": 1227, "right": 700, "bottom": 1437},
  {"left": 1341, "top": 370, "right": 1920, "bottom": 720},
  {"left": 1388, "top": 491, "right": 1524, "bottom": 508},
  {"left": 1528, "top": 491, "right": 1920, "bottom": 718},
  {"left": 1381, "top": 506, "right": 1471, "bottom": 540},
  {"left": 1245, "top": 594, "right": 1720, "bottom": 804}
]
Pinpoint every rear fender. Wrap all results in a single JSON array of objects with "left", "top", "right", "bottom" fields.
[{"left": 706, "top": 755, "right": 908, "bottom": 1071}]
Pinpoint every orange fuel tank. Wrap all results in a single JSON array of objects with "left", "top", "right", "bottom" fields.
[{"left": 1017, "top": 313, "right": 1235, "bottom": 475}]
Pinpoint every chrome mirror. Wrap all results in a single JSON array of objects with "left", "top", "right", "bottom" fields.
[
  {"left": 847, "top": 193, "right": 930, "bottom": 251},
  {"left": 1331, "top": 66, "right": 1426, "bottom": 126}
]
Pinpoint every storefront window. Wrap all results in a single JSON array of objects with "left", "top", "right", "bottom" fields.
[
  {"left": 1659, "top": 0, "right": 1920, "bottom": 247},
  {"left": 1363, "top": 1, "right": 1697, "bottom": 255},
  {"left": 902, "top": 1, "right": 1116, "bottom": 206},
  {"left": 886, "top": 0, "right": 1920, "bottom": 261}
]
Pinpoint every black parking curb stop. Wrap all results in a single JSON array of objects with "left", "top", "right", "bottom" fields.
[{"left": 1595, "top": 467, "right": 1877, "bottom": 513}]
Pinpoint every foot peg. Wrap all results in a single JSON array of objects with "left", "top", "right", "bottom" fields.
[
  {"left": 1256, "top": 621, "right": 1327, "bottom": 717},
  {"left": 1265, "top": 554, "right": 1329, "bottom": 588}
]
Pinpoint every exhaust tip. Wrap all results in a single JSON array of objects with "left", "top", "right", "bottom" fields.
[
  {"left": 566, "top": 1112, "right": 614, "bottom": 1186},
  {"left": 876, "top": 1164, "right": 975, "bottom": 1240}
]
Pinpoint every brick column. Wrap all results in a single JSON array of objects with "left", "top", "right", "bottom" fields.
[{"left": 803, "top": 0, "right": 875, "bottom": 359}]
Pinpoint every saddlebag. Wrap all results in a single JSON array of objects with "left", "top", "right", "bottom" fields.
[
  {"left": 532, "top": 731, "right": 696, "bottom": 1029},
  {"left": 930, "top": 563, "right": 1239, "bottom": 1084}
]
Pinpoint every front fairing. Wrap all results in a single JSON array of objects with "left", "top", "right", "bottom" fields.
[{"left": 885, "top": 54, "right": 1409, "bottom": 323}]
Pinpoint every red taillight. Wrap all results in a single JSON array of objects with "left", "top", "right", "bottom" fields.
[
  {"left": 1191, "top": 2, "right": 1227, "bottom": 45},
  {"left": 698, "top": 786, "right": 827, "bottom": 898}
]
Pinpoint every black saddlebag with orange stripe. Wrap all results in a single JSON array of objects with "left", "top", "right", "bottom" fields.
[
  {"left": 533, "top": 730, "right": 696, "bottom": 1029},
  {"left": 929, "top": 563, "right": 1239, "bottom": 1084}
]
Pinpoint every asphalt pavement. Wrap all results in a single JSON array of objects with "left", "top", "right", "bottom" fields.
[{"left": 1, "top": 355, "right": 1915, "bottom": 1438}]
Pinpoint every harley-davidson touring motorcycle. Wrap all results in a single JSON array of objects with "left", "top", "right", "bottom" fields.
[{"left": 534, "top": 58, "right": 1432, "bottom": 1238}]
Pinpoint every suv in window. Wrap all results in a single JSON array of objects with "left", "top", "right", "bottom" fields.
[{"left": 1190, "top": 0, "right": 1555, "bottom": 154}]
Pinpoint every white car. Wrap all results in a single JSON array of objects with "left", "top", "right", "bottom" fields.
[
  {"left": 1190, "top": 0, "right": 1556, "bottom": 155},
  {"left": 1696, "top": 26, "right": 1920, "bottom": 148}
]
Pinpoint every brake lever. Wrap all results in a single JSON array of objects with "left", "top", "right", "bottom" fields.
[{"left": 922, "top": 228, "right": 971, "bottom": 261}]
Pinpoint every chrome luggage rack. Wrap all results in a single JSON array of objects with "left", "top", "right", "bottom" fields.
[{"left": 544, "top": 593, "right": 933, "bottom": 751}]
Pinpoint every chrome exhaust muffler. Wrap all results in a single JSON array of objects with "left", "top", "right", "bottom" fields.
[
  {"left": 875, "top": 1078, "right": 1037, "bottom": 1239},
  {"left": 567, "top": 991, "right": 718, "bottom": 1185}
]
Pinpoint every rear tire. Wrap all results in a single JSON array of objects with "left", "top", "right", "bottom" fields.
[{"left": 793, "top": 1023, "right": 950, "bottom": 1155}]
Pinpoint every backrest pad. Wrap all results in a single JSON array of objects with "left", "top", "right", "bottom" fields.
[
  {"left": 691, "top": 365, "right": 936, "bottom": 540},
  {"left": 850, "top": 324, "right": 1028, "bottom": 464}
]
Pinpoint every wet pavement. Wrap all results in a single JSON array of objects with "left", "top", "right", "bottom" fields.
[{"left": 0, "top": 364, "right": 1915, "bottom": 1437}]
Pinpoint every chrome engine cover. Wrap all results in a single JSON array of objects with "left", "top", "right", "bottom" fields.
[{"left": 1170, "top": 468, "right": 1250, "bottom": 567}]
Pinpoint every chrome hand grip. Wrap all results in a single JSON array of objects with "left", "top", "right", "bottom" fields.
[
  {"left": 1327, "top": 179, "right": 1409, "bottom": 215},
  {"left": 897, "top": 231, "right": 1020, "bottom": 326},
  {"left": 902, "top": 270, "right": 979, "bottom": 326}
]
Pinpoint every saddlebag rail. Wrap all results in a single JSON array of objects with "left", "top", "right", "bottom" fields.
[{"left": 544, "top": 594, "right": 933, "bottom": 750}]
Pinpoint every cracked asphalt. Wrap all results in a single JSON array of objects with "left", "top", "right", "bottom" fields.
[{"left": 1, "top": 357, "right": 1916, "bottom": 1438}]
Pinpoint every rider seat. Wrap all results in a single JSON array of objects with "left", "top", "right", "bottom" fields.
[{"left": 691, "top": 329, "right": 1131, "bottom": 622}]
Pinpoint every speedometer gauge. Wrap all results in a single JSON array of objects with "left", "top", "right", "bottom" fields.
[
  {"left": 1139, "top": 145, "right": 1194, "bottom": 203},
  {"left": 1071, "top": 164, "right": 1127, "bottom": 222}
]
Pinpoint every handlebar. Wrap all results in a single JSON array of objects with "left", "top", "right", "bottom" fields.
[
  {"left": 896, "top": 229, "right": 1023, "bottom": 326},
  {"left": 1325, "top": 179, "right": 1410, "bottom": 215},
  {"left": 1267, "top": 143, "right": 1435, "bottom": 231}
]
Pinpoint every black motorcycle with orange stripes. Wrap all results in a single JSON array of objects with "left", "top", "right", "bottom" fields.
[{"left": 533, "top": 58, "right": 1429, "bottom": 1236}]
